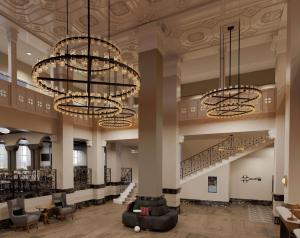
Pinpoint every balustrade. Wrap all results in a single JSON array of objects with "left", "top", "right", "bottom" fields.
[
  {"left": 73, "top": 166, "right": 92, "bottom": 191},
  {"left": 180, "top": 134, "right": 270, "bottom": 179},
  {"left": 0, "top": 169, "right": 56, "bottom": 202}
]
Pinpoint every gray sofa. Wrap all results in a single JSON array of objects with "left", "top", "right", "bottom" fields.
[
  {"left": 122, "top": 197, "right": 178, "bottom": 231},
  {"left": 52, "top": 193, "right": 76, "bottom": 220},
  {"left": 7, "top": 198, "right": 41, "bottom": 232}
]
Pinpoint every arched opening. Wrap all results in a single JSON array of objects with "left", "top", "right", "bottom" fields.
[
  {"left": 16, "top": 139, "right": 31, "bottom": 170},
  {"left": 0, "top": 141, "right": 8, "bottom": 170}
]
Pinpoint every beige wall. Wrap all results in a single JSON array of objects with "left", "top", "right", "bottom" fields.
[
  {"left": 180, "top": 164, "right": 230, "bottom": 202},
  {"left": 230, "top": 147, "right": 274, "bottom": 201},
  {"left": 119, "top": 146, "right": 139, "bottom": 182},
  {"left": 0, "top": 51, "right": 32, "bottom": 84}
]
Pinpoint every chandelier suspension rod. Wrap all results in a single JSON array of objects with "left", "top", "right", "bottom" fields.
[
  {"left": 87, "top": 0, "right": 92, "bottom": 114},
  {"left": 107, "top": 0, "right": 111, "bottom": 98},
  {"left": 228, "top": 26, "right": 233, "bottom": 87},
  {"left": 66, "top": 0, "right": 69, "bottom": 93},
  {"left": 238, "top": 21, "right": 241, "bottom": 103}
]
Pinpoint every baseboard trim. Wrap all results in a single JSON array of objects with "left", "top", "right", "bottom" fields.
[
  {"left": 168, "top": 205, "right": 181, "bottom": 214},
  {"left": 230, "top": 198, "right": 272, "bottom": 206},
  {"left": 273, "top": 194, "right": 284, "bottom": 201},
  {"left": 105, "top": 194, "right": 120, "bottom": 201},
  {"left": 181, "top": 198, "right": 230, "bottom": 206},
  {"left": 162, "top": 188, "right": 181, "bottom": 194}
]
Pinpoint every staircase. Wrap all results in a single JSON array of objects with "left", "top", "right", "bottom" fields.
[
  {"left": 113, "top": 182, "right": 136, "bottom": 204},
  {"left": 124, "top": 183, "right": 138, "bottom": 204},
  {"left": 180, "top": 133, "right": 273, "bottom": 183}
]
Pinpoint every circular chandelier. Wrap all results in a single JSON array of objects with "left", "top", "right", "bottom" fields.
[
  {"left": 98, "top": 106, "right": 136, "bottom": 129},
  {"left": 31, "top": 0, "right": 140, "bottom": 119},
  {"left": 200, "top": 23, "right": 261, "bottom": 118}
]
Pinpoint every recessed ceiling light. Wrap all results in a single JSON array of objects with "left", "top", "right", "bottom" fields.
[
  {"left": 0, "top": 127, "right": 10, "bottom": 134},
  {"left": 26, "top": 52, "right": 32, "bottom": 56}
]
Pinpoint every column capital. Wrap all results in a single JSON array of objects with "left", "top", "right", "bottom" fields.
[
  {"left": 179, "top": 135, "right": 184, "bottom": 144},
  {"left": 5, "top": 145, "right": 18, "bottom": 151},
  {"left": 271, "top": 28, "right": 287, "bottom": 56},
  {"left": 137, "top": 21, "right": 166, "bottom": 55},
  {"left": 163, "top": 55, "right": 182, "bottom": 78},
  {"left": 27, "top": 144, "right": 42, "bottom": 150},
  {"left": 5, "top": 27, "right": 18, "bottom": 44}
]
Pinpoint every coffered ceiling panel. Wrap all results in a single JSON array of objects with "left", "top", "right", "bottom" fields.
[{"left": 0, "top": 0, "right": 286, "bottom": 76}]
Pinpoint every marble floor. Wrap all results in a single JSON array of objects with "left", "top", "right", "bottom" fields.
[{"left": 0, "top": 202, "right": 279, "bottom": 238}]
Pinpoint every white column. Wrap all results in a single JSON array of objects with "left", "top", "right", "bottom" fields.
[
  {"left": 285, "top": 0, "right": 300, "bottom": 204},
  {"left": 87, "top": 126, "right": 105, "bottom": 185},
  {"left": 6, "top": 27, "right": 18, "bottom": 108},
  {"left": 87, "top": 126, "right": 106, "bottom": 203},
  {"left": 52, "top": 116, "right": 74, "bottom": 190},
  {"left": 162, "top": 56, "right": 181, "bottom": 208},
  {"left": 6, "top": 27, "right": 18, "bottom": 85},
  {"left": 273, "top": 26, "right": 287, "bottom": 198},
  {"left": 138, "top": 22, "right": 164, "bottom": 198},
  {"left": 107, "top": 143, "right": 121, "bottom": 183}
]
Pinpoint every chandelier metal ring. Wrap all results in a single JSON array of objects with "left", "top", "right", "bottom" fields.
[
  {"left": 32, "top": 54, "right": 140, "bottom": 99},
  {"left": 98, "top": 107, "right": 136, "bottom": 129},
  {"left": 206, "top": 103, "right": 255, "bottom": 118},
  {"left": 53, "top": 93, "right": 122, "bottom": 118},
  {"left": 200, "top": 86, "right": 262, "bottom": 107},
  {"left": 98, "top": 118, "right": 133, "bottom": 129}
]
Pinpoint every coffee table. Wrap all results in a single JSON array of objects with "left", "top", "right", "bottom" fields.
[{"left": 36, "top": 204, "right": 55, "bottom": 224}]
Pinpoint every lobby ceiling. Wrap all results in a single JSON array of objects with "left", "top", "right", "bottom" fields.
[{"left": 0, "top": 0, "right": 286, "bottom": 83}]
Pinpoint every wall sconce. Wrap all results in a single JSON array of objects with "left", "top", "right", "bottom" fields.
[{"left": 281, "top": 176, "right": 288, "bottom": 186}]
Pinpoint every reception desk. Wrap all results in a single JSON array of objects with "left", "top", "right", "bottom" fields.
[{"left": 276, "top": 207, "right": 300, "bottom": 238}]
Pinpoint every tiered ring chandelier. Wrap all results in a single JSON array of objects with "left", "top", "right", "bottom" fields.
[
  {"left": 31, "top": 0, "right": 140, "bottom": 120},
  {"left": 98, "top": 106, "right": 137, "bottom": 129},
  {"left": 200, "top": 23, "right": 261, "bottom": 118}
]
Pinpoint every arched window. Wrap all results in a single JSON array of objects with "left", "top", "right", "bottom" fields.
[
  {"left": 0, "top": 143, "right": 8, "bottom": 169},
  {"left": 16, "top": 139, "right": 31, "bottom": 170}
]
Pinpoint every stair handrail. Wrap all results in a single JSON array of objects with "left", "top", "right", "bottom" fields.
[{"left": 180, "top": 134, "right": 270, "bottom": 179}]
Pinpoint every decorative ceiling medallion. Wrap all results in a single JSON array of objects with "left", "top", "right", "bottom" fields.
[
  {"left": 10, "top": 0, "right": 30, "bottom": 7},
  {"left": 79, "top": 14, "right": 99, "bottom": 27},
  {"left": 111, "top": 1, "right": 130, "bottom": 16},
  {"left": 187, "top": 32, "right": 205, "bottom": 43},
  {"left": 261, "top": 9, "right": 282, "bottom": 23}
]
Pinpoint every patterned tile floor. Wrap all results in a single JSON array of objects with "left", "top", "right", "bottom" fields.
[
  {"left": 0, "top": 202, "right": 279, "bottom": 238},
  {"left": 248, "top": 205, "right": 273, "bottom": 224}
]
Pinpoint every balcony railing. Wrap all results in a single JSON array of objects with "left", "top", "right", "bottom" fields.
[
  {"left": 74, "top": 166, "right": 92, "bottom": 191},
  {"left": 0, "top": 169, "right": 57, "bottom": 202},
  {"left": 120, "top": 168, "right": 132, "bottom": 193},
  {"left": 180, "top": 134, "right": 270, "bottom": 179}
]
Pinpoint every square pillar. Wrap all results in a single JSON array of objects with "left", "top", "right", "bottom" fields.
[
  {"left": 162, "top": 56, "right": 181, "bottom": 208},
  {"left": 52, "top": 115, "right": 74, "bottom": 191},
  {"left": 138, "top": 23, "right": 164, "bottom": 198},
  {"left": 285, "top": 0, "right": 300, "bottom": 204}
]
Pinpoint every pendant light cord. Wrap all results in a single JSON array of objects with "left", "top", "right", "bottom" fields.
[
  {"left": 87, "top": 0, "right": 92, "bottom": 114},
  {"left": 228, "top": 26, "right": 232, "bottom": 87},
  {"left": 66, "top": 0, "right": 69, "bottom": 93},
  {"left": 107, "top": 0, "right": 111, "bottom": 98}
]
